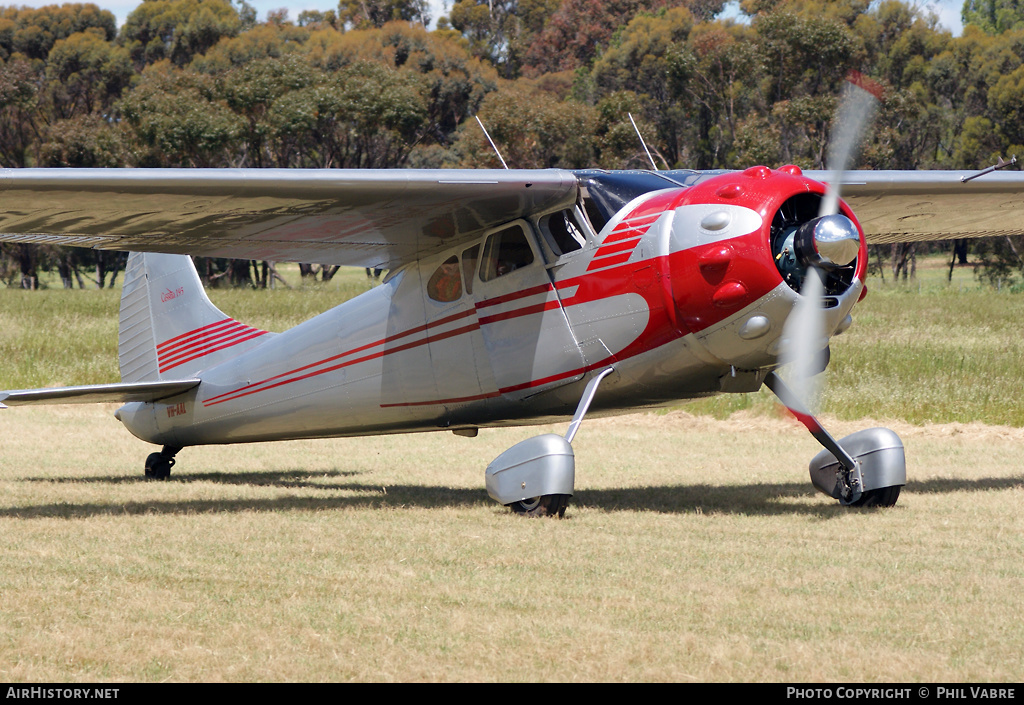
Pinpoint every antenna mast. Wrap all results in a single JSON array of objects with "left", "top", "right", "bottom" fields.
[
  {"left": 629, "top": 112, "right": 658, "bottom": 171},
  {"left": 475, "top": 116, "right": 509, "bottom": 170}
]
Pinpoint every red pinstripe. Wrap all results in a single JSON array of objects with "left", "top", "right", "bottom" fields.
[
  {"left": 204, "top": 321, "right": 482, "bottom": 407},
  {"left": 158, "top": 319, "right": 243, "bottom": 353},
  {"left": 159, "top": 324, "right": 261, "bottom": 367},
  {"left": 587, "top": 250, "right": 636, "bottom": 271},
  {"left": 160, "top": 330, "right": 268, "bottom": 373},
  {"left": 594, "top": 237, "right": 642, "bottom": 256},
  {"left": 157, "top": 318, "right": 269, "bottom": 373}
]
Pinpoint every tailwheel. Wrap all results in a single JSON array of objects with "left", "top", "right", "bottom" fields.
[
  {"left": 509, "top": 494, "right": 570, "bottom": 518},
  {"left": 144, "top": 445, "right": 180, "bottom": 480}
]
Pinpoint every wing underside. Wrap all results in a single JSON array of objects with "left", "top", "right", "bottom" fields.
[
  {"left": 1, "top": 168, "right": 1022, "bottom": 259},
  {"left": 801, "top": 170, "right": 1024, "bottom": 244},
  {"left": 0, "top": 168, "right": 579, "bottom": 269}
]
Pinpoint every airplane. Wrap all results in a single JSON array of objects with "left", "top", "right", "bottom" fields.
[{"left": 1, "top": 98, "right": 1022, "bottom": 516}]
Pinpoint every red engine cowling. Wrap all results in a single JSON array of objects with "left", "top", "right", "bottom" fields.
[{"left": 656, "top": 165, "right": 867, "bottom": 371}]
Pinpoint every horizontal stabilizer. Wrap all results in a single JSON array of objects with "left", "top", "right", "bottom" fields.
[{"left": 0, "top": 379, "right": 200, "bottom": 407}]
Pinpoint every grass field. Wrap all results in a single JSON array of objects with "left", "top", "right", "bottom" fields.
[
  {"left": 1, "top": 409, "right": 1022, "bottom": 681},
  {"left": 1, "top": 258, "right": 1023, "bottom": 681}
]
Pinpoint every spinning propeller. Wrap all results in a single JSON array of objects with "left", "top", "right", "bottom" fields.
[{"left": 766, "top": 72, "right": 884, "bottom": 502}]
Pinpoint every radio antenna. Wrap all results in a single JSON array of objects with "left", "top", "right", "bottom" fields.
[
  {"left": 629, "top": 112, "right": 658, "bottom": 171},
  {"left": 475, "top": 116, "right": 509, "bottom": 169}
]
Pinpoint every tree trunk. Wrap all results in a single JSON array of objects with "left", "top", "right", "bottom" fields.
[
  {"left": 265, "top": 262, "right": 291, "bottom": 289},
  {"left": 16, "top": 244, "right": 37, "bottom": 289},
  {"left": 96, "top": 251, "right": 108, "bottom": 289},
  {"left": 58, "top": 256, "right": 73, "bottom": 289}
]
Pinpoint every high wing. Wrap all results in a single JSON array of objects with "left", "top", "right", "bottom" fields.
[
  {"left": 1, "top": 168, "right": 1023, "bottom": 262},
  {"left": 801, "top": 169, "right": 1024, "bottom": 244},
  {"left": 0, "top": 168, "right": 578, "bottom": 270}
]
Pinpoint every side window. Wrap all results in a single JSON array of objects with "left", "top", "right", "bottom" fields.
[
  {"left": 541, "top": 209, "right": 586, "bottom": 256},
  {"left": 426, "top": 256, "right": 462, "bottom": 303},
  {"left": 480, "top": 224, "right": 535, "bottom": 282},
  {"left": 462, "top": 244, "right": 479, "bottom": 295},
  {"left": 582, "top": 196, "right": 608, "bottom": 234}
]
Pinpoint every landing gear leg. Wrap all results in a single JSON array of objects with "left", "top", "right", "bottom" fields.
[
  {"left": 486, "top": 368, "right": 615, "bottom": 518},
  {"left": 765, "top": 372, "right": 905, "bottom": 507},
  {"left": 144, "top": 445, "right": 181, "bottom": 480}
]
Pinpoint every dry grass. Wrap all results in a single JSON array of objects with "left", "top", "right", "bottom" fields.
[
  {"left": 3, "top": 260, "right": 1024, "bottom": 681},
  {"left": 1, "top": 405, "right": 1022, "bottom": 682}
]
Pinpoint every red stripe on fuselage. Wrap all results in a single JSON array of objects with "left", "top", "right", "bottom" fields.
[
  {"left": 199, "top": 179, "right": 792, "bottom": 410},
  {"left": 203, "top": 283, "right": 570, "bottom": 408},
  {"left": 204, "top": 321, "right": 483, "bottom": 407},
  {"left": 158, "top": 319, "right": 245, "bottom": 353},
  {"left": 475, "top": 282, "right": 553, "bottom": 309},
  {"left": 159, "top": 323, "right": 258, "bottom": 366},
  {"left": 156, "top": 319, "right": 269, "bottom": 373},
  {"left": 200, "top": 253, "right": 676, "bottom": 410},
  {"left": 160, "top": 330, "right": 268, "bottom": 373},
  {"left": 587, "top": 251, "right": 635, "bottom": 271},
  {"left": 477, "top": 299, "right": 562, "bottom": 325},
  {"left": 594, "top": 237, "right": 643, "bottom": 256},
  {"left": 201, "top": 308, "right": 479, "bottom": 406}
]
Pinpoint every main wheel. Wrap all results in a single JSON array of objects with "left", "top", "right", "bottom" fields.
[
  {"left": 144, "top": 452, "right": 174, "bottom": 480},
  {"left": 509, "top": 494, "right": 570, "bottom": 518},
  {"left": 848, "top": 485, "right": 901, "bottom": 508}
]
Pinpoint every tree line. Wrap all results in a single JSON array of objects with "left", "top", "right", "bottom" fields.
[{"left": 3, "top": 0, "right": 1024, "bottom": 287}]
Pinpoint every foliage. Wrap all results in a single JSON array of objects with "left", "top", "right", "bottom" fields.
[
  {"left": 0, "top": 3, "right": 115, "bottom": 60},
  {"left": 119, "top": 0, "right": 242, "bottom": 68},
  {"left": 450, "top": 79, "right": 596, "bottom": 168},
  {"left": 963, "top": 0, "right": 1024, "bottom": 34},
  {"left": 3, "top": 0, "right": 1024, "bottom": 285},
  {"left": 336, "top": 0, "right": 430, "bottom": 30}
]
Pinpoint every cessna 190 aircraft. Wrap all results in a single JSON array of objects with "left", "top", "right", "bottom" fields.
[{"left": 1, "top": 82, "right": 1022, "bottom": 516}]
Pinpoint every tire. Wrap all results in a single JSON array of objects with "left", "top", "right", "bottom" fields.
[
  {"left": 849, "top": 485, "right": 901, "bottom": 508},
  {"left": 144, "top": 452, "right": 173, "bottom": 480},
  {"left": 509, "top": 494, "right": 570, "bottom": 518}
]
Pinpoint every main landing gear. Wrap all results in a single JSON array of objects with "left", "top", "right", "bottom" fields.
[
  {"left": 485, "top": 368, "right": 614, "bottom": 518},
  {"left": 509, "top": 493, "right": 571, "bottom": 518},
  {"left": 765, "top": 372, "right": 905, "bottom": 507},
  {"left": 144, "top": 445, "right": 181, "bottom": 480}
]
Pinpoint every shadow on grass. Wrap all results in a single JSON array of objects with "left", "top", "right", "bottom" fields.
[
  {"left": 4, "top": 470, "right": 1019, "bottom": 521},
  {"left": 906, "top": 476, "right": 1024, "bottom": 494},
  {"left": 22, "top": 468, "right": 365, "bottom": 487}
]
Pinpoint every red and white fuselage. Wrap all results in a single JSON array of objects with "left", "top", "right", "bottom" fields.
[{"left": 116, "top": 166, "right": 867, "bottom": 448}]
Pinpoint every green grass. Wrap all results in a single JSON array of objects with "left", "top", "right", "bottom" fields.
[
  {"left": 0, "top": 265, "right": 379, "bottom": 389},
  {"left": 3, "top": 256, "right": 1024, "bottom": 425},
  {"left": 0, "top": 287, "right": 120, "bottom": 388}
]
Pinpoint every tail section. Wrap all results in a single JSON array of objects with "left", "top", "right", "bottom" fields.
[{"left": 118, "top": 253, "right": 272, "bottom": 382}]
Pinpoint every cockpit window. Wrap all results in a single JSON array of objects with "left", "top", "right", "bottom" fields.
[
  {"left": 480, "top": 225, "right": 535, "bottom": 282},
  {"left": 573, "top": 170, "right": 716, "bottom": 233},
  {"left": 540, "top": 209, "right": 586, "bottom": 256},
  {"left": 426, "top": 255, "right": 462, "bottom": 302}
]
